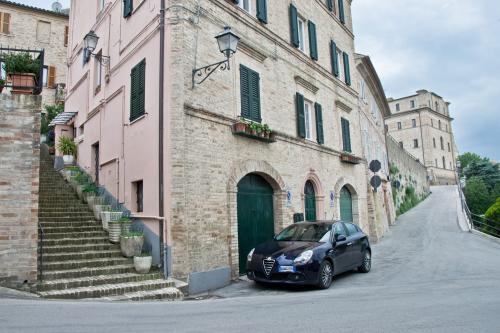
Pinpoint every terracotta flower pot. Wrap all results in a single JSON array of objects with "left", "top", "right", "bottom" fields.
[
  {"left": 8, "top": 73, "right": 36, "bottom": 95},
  {"left": 233, "top": 122, "right": 247, "bottom": 132}
]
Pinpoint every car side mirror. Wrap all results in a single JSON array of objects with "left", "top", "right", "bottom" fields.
[{"left": 335, "top": 234, "right": 347, "bottom": 242}]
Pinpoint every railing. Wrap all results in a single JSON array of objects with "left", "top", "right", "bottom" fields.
[
  {"left": 460, "top": 187, "right": 500, "bottom": 238},
  {"left": 38, "top": 222, "right": 45, "bottom": 281},
  {"left": 0, "top": 46, "right": 45, "bottom": 95}
]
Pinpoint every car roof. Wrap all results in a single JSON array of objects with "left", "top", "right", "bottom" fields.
[{"left": 294, "top": 220, "right": 340, "bottom": 226}]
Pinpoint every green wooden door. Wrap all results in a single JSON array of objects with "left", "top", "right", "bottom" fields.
[
  {"left": 304, "top": 181, "right": 316, "bottom": 221},
  {"left": 237, "top": 174, "right": 274, "bottom": 274},
  {"left": 340, "top": 186, "right": 353, "bottom": 222}
]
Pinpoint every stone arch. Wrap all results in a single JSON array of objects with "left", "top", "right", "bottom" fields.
[
  {"left": 333, "top": 178, "right": 360, "bottom": 226},
  {"left": 300, "top": 170, "right": 325, "bottom": 221},
  {"left": 226, "top": 160, "right": 286, "bottom": 278}
]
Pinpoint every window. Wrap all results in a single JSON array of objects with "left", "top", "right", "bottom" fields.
[
  {"left": 344, "top": 223, "right": 358, "bottom": 236},
  {"left": 399, "top": 141, "right": 403, "bottom": 148},
  {"left": 359, "top": 79, "right": 366, "bottom": 102},
  {"left": 133, "top": 180, "right": 143, "bottom": 213},
  {"left": 42, "top": 67, "right": 48, "bottom": 87},
  {"left": 395, "top": 103, "right": 400, "bottom": 112},
  {"left": 64, "top": 26, "right": 69, "bottom": 47},
  {"left": 448, "top": 142, "right": 451, "bottom": 152},
  {"left": 336, "top": 49, "right": 344, "bottom": 81},
  {"left": 397, "top": 122, "right": 402, "bottom": 130},
  {"left": 435, "top": 158, "right": 438, "bottom": 167},
  {"left": 433, "top": 137, "right": 436, "bottom": 148},
  {"left": 431, "top": 119, "right": 434, "bottom": 127},
  {"left": 48, "top": 66, "right": 56, "bottom": 88},
  {"left": 297, "top": 16, "right": 306, "bottom": 53},
  {"left": 412, "top": 119, "right": 416, "bottom": 127},
  {"left": 341, "top": 117, "right": 351, "bottom": 152},
  {"left": 0, "top": 12, "right": 11, "bottom": 34},
  {"left": 238, "top": 0, "right": 251, "bottom": 13},
  {"left": 438, "top": 120, "right": 441, "bottom": 130},
  {"left": 326, "top": 0, "right": 335, "bottom": 13},
  {"left": 94, "top": 51, "right": 102, "bottom": 93},
  {"left": 240, "top": 65, "right": 261, "bottom": 122},
  {"left": 440, "top": 136, "right": 444, "bottom": 150},
  {"left": 445, "top": 124, "right": 448, "bottom": 132},
  {"left": 435, "top": 101, "right": 439, "bottom": 112},
  {"left": 410, "top": 100, "right": 415, "bottom": 108},
  {"left": 343, "top": 52, "right": 351, "bottom": 86},
  {"left": 413, "top": 139, "right": 419, "bottom": 148},
  {"left": 442, "top": 156, "right": 446, "bottom": 169},
  {"left": 130, "top": 59, "right": 146, "bottom": 121},
  {"left": 338, "top": 0, "right": 345, "bottom": 24},
  {"left": 123, "top": 0, "right": 132, "bottom": 17},
  {"left": 36, "top": 21, "right": 51, "bottom": 43},
  {"left": 330, "top": 40, "right": 339, "bottom": 77},
  {"left": 304, "top": 100, "right": 313, "bottom": 140},
  {"left": 333, "top": 223, "right": 347, "bottom": 238}
]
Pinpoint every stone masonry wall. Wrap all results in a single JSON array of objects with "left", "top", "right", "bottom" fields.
[{"left": 0, "top": 94, "right": 41, "bottom": 289}]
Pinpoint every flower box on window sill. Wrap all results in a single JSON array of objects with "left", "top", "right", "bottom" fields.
[
  {"left": 232, "top": 122, "right": 276, "bottom": 143},
  {"left": 340, "top": 152, "right": 361, "bottom": 164}
]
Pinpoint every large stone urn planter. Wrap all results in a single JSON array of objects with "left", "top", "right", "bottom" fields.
[
  {"left": 134, "top": 255, "right": 152, "bottom": 274},
  {"left": 62, "top": 155, "right": 74, "bottom": 166},
  {"left": 87, "top": 196, "right": 106, "bottom": 210},
  {"left": 120, "top": 234, "right": 144, "bottom": 258},
  {"left": 100, "top": 211, "right": 122, "bottom": 231},
  {"left": 108, "top": 220, "right": 122, "bottom": 243},
  {"left": 93, "top": 204, "right": 111, "bottom": 221}
]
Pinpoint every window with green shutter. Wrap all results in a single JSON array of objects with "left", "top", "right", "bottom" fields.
[
  {"left": 338, "top": 0, "right": 345, "bottom": 24},
  {"left": 123, "top": 0, "right": 133, "bottom": 18},
  {"left": 315, "top": 103, "right": 324, "bottom": 144},
  {"left": 308, "top": 21, "right": 318, "bottom": 61},
  {"left": 326, "top": 0, "right": 334, "bottom": 11},
  {"left": 341, "top": 117, "right": 352, "bottom": 152},
  {"left": 330, "top": 40, "right": 339, "bottom": 77},
  {"left": 256, "top": 0, "right": 267, "bottom": 24},
  {"left": 296, "top": 93, "right": 306, "bottom": 138},
  {"left": 130, "top": 59, "right": 145, "bottom": 122},
  {"left": 289, "top": 4, "right": 299, "bottom": 48},
  {"left": 343, "top": 52, "right": 351, "bottom": 86},
  {"left": 240, "top": 65, "right": 261, "bottom": 122}
]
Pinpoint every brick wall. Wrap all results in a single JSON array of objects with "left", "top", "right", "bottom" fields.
[{"left": 0, "top": 94, "right": 41, "bottom": 289}]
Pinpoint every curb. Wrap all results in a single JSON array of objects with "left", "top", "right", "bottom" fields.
[{"left": 470, "top": 230, "right": 500, "bottom": 245}]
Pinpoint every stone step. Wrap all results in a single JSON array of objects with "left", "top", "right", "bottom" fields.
[
  {"left": 43, "top": 231, "right": 107, "bottom": 239},
  {"left": 41, "top": 264, "right": 136, "bottom": 280},
  {"left": 41, "top": 225, "right": 103, "bottom": 232},
  {"left": 42, "top": 236, "right": 109, "bottom": 246},
  {"left": 43, "top": 249, "right": 122, "bottom": 262},
  {"left": 43, "top": 243, "right": 116, "bottom": 254},
  {"left": 42, "top": 257, "right": 131, "bottom": 271},
  {"left": 38, "top": 279, "right": 177, "bottom": 299},
  {"left": 38, "top": 272, "right": 164, "bottom": 291},
  {"left": 39, "top": 216, "right": 98, "bottom": 222},
  {"left": 39, "top": 211, "right": 94, "bottom": 217},
  {"left": 38, "top": 207, "right": 92, "bottom": 212},
  {"left": 100, "top": 287, "right": 184, "bottom": 301}
]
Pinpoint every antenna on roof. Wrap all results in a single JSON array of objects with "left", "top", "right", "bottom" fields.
[{"left": 51, "top": 1, "right": 62, "bottom": 12}]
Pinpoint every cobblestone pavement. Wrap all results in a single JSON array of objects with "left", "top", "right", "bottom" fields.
[{"left": 2, "top": 186, "right": 500, "bottom": 333}]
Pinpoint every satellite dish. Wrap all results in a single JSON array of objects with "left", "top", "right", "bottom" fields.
[{"left": 52, "top": 1, "right": 62, "bottom": 12}]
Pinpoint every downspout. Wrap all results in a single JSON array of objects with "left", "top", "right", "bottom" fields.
[{"left": 159, "top": 0, "right": 168, "bottom": 278}]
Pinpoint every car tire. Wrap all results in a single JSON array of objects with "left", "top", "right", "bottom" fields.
[
  {"left": 358, "top": 250, "right": 371, "bottom": 273},
  {"left": 317, "top": 260, "right": 333, "bottom": 289}
]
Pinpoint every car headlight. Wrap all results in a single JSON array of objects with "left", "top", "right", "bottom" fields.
[
  {"left": 293, "top": 250, "right": 313, "bottom": 265},
  {"left": 247, "top": 248, "right": 255, "bottom": 262}
]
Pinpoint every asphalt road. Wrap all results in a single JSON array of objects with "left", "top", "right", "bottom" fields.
[{"left": 2, "top": 186, "right": 500, "bottom": 333}]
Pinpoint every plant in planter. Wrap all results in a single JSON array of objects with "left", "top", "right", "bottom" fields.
[
  {"left": 57, "top": 135, "right": 76, "bottom": 166},
  {"left": 2, "top": 52, "right": 41, "bottom": 94},
  {"left": 101, "top": 209, "right": 122, "bottom": 233},
  {"left": 118, "top": 216, "right": 133, "bottom": 234},
  {"left": 82, "top": 183, "right": 98, "bottom": 204},
  {"left": 134, "top": 249, "right": 152, "bottom": 274},
  {"left": 93, "top": 204, "right": 111, "bottom": 221},
  {"left": 120, "top": 231, "right": 144, "bottom": 258}
]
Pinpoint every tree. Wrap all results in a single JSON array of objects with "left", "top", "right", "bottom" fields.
[
  {"left": 40, "top": 104, "right": 64, "bottom": 136},
  {"left": 463, "top": 159, "right": 500, "bottom": 191},
  {"left": 484, "top": 198, "right": 500, "bottom": 237},
  {"left": 464, "top": 177, "right": 494, "bottom": 215},
  {"left": 458, "top": 152, "right": 484, "bottom": 175}
]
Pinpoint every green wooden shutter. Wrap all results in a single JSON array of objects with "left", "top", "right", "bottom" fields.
[
  {"left": 327, "top": 0, "right": 333, "bottom": 11},
  {"left": 341, "top": 118, "right": 351, "bottom": 152},
  {"left": 232, "top": 0, "right": 240, "bottom": 3},
  {"left": 338, "top": 0, "right": 345, "bottom": 24},
  {"left": 315, "top": 103, "right": 324, "bottom": 144},
  {"left": 240, "top": 65, "right": 251, "bottom": 119},
  {"left": 256, "top": 0, "right": 267, "bottom": 24},
  {"left": 343, "top": 52, "right": 351, "bottom": 86},
  {"left": 308, "top": 21, "right": 318, "bottom": 61},
  {"left": 123, "top": 0, "right": 133, "bottom": 18},
  {"left": 330, "top": 40, "right": 339, "bottom": 77},
  {"left": 240, "top": 65, "right": 261, "bottom": 122},
  {"left": 296, "top": 93, "right": 305, "bottom": 138},
  {"left": 289, "top": 4, "right": 299, "bottom": 48},
  {"left": 130, "top": 60, "right": 145, "bottom": 121}
]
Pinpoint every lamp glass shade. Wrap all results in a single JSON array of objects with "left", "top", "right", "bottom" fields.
[
  {"left": 84, "top": 31, "right": 99, "bottom": 53},
  {"left": 216, "top": 27, "right": 240, "bottom": 55}
]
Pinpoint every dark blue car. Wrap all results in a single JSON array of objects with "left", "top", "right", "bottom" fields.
[{"left": 246, "top": 221, "right": 371, "bottom": 289}]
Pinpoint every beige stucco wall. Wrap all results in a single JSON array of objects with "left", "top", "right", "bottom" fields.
[{"left": 0, "top": 3, "right": 68, "bottom": 106}]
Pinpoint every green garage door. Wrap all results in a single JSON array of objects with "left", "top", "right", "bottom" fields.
[
  {"left": 237, "top": 174, "right": 275, "bottom": 274},
  {"left": 340, "top": 186, "right": 353, "bottom": 222},
  {"left": 304, "top": 180, "right": 317, "bottom": 221}
]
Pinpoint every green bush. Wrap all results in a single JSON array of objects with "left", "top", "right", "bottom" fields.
[
  {"left": 82, "top": 183, "right": 98, "bottom": 194},
  {"left": 464, "top": 177, "right": 494, "bottom": 215},
  {"left": 41, "top": 104, "right": 64, "bottom": 135},
  {"left": 484, "top": 198, "right": 500, "bottom": 236},
  {"left": 2, "top": 52, "right": 41, "bottom": 75},
  {"left": 57, "top": 136, "right": 76, "bottom": 156},
  {"left": 122, "top": 231, "right": 143, "bottom": 238}
]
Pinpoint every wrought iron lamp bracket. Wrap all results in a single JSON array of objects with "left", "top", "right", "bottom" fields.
[{"left": 192, "top": 58, "right": 230, "bottom": 87}]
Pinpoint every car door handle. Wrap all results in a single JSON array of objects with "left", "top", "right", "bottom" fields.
[{"left": 347, "top": 242, "right": 352, "bottom": 246}]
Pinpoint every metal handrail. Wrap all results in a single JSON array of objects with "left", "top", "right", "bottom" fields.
[
  {"left": 460, "top": 186, "right": 500, "bottom": 238},
  {"left": 38, "top": 222, "right": 44, "bottom": 281}
]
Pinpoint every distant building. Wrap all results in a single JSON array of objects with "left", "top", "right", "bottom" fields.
[
  {"left": 385, "top": 90, "right": 458, "bottom": 185},
  {"left": 0, "top": 0, "right": 69, "bottom": 105}
]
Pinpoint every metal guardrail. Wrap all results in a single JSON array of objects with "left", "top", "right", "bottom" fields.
[
  {"left": 38, "top": 222, "right": 45, "bottom": 281},
  {"left": 459, "top": 187, "right": 500, "bottom": 238},
  {"left": 0, "top": 46, "right": 45, "bottom": 95}
]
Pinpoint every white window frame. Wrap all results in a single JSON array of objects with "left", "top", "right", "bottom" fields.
[
  {"left": 297, "top": 16, "right": 307, "bottom": 53},
  {"left": 336, "top": 48, "right": 344, "bottom": 81},
  {"left": 304, "top": 99, "right": 314, "bottom": 140},
  {"left": 238, "top": 0, "right": 251, "bottom": 13}
]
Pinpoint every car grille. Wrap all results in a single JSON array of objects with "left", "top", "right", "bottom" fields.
[{"left": 262, "top": 257, "right": 275, "bottom": 275}]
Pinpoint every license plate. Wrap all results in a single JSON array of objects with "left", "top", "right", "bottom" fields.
[{"left": 278, "top": 265, "right": 295, "bottom": 273}]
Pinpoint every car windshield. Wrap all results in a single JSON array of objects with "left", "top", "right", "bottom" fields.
[{"left": 275, "top": 224, "right": 331, "bottom": 242}]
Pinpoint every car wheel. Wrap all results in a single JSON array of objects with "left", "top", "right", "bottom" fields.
[
  {"left": 317, "top": 260, "right": 333, "bottom": 289},
  {"left": 358, "top": 250, "right": 371, "bottom": 273}
]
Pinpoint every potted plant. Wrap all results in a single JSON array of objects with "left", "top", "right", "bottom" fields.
[
  {"left": 101, "top": 209, "right": 122, "bottom": 232},
  {"left": 134, "top": 251, "right": 152, "bottom": 274},
  {"left": 93, "top": 204, "right": 111, "bottom": 221},
  {"left": 108, "top": 216, "right": 123, "bottom": 243},
  {"left": 120, "top": 231, "right": 144, "bottom": 258},
  {"left": 82, "top": 183, "right": 98, "bottom": 204},
  {"left": 119, "top": 216, "right": 133, "bottom": 234},
  {"left": 57, "top": 135, "right": 76, "bottom": 166},
  {"left": 2, "top": 52, "right": 41, "bottom": 94}
]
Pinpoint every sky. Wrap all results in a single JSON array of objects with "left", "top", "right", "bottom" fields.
[
  {"left": 17, "top": 0, "right": 69, "bottom": 10},
  {"left": 17, "top": 0, "right": 500, "bottom": 160},
  {"left": 352, "top": 0, "right": 500, "bottom": 161}
]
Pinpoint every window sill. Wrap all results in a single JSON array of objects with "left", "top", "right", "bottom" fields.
[{"left": 129, "top": 113, "right": 146, "bottom": 125}]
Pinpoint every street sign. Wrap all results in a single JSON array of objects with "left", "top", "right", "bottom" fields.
[
  {"left": 369, "top": 160, "right": 382, "bottom": 173},
  {"left": 329, "top": 191, "right": 335, "bottom": 207},
  {"left": 370, "top": 175, "right": 382, "bottom": 189}
]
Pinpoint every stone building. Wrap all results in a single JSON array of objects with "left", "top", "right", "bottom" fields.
[
  {"left": 0, "top": 0, "right": 69, "bottom": 106},
  {"left": 354, "top": 53, "right": 395, "bottom": 242},
  {"left": 385, "top": 90, "right": 458, "bottom": 185},
  {"left": 64, "top": 0, "right": 377, "bottom": 288}
]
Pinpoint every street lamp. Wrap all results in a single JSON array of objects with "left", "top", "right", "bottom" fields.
[
  {"left": 192, "top": 26, "right": 240, "bottom": 87},
  {"left": 83, "top": 30, "right": 110, "bottom": 72}
]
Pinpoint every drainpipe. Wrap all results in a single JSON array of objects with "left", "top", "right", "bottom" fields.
[{"left": 159, "top": 0, "right": 168, "bottom": 278}]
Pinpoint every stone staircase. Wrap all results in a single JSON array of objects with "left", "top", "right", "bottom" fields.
[{"left": 37, "top": 147, "right": 183, "bottom": 300}]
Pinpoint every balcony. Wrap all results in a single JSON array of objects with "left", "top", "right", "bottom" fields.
[
  {"left": 232, "top": 120, "right": 276, "bottom": 143},
  {"left": 340, "top": 152, "right": 362, "bottom": 164}
]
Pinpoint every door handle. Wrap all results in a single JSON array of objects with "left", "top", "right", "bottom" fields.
[{"left": 347, "top": 242, "right": 352, "bottom": 246}]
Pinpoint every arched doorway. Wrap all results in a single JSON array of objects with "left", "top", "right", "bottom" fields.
[
  {"left": 304, "top": 180, "right": 316, "bottom": 221},
  {"left": 340, "top": 186, "right": 353, "bottom": 222},
  {"left": 237, "top": 174, "right": 275, "bottom": 274}
]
